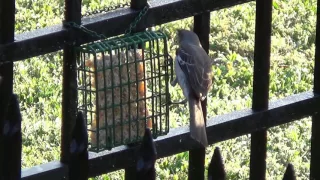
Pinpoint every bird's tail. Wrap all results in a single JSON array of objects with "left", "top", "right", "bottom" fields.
[{"left": 188, "top": 96, "right": 208, "bottom": 147}]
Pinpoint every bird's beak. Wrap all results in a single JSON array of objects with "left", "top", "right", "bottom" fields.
[
  {"left": 175, "top": 29, "right": 184, "bottom": 44},
  {"left": 176, "top": 29, "right": 184, "bottom": 38},
  {"left": 173, "top": 36, "right": 178, "bottom": 45},
  {"left": 173, "top": 32, "right": 180, "bottom": 45}
]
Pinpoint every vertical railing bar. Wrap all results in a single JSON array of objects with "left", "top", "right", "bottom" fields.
[
  {"left": 129, "top": 0, "right": 147, "bottom": 37},
  {"left": 188, "top": 12, "right": 210, "bottom": 180},
  {"left": 2, "top": 95, "right": 22, "bottom": 179},
  {"left": 283, "top": 163, "right": 296, "bottom": 180},
  {"left": 125, "top": 166, "right": 137, "bottom": 180},
  {"left": 208, "top": 147, "right": 226, "bottom": 180},
  {"left": 0, "top": 0, "right": 16, "bottom": 178},
  {"left": 136, "top": 128, "right": 157, "bottom": 180},
  {"left": 125, "top": 0, "right": 148, "bottom": 179},
  {"left": 69, "top": 112, "right": 89, "bottom": 180},
  {"left": 130, "top": 0, "right": 147, "bottom": 11},
  {"left": 314, "top": 0, "right": 320, "bottom": 94},
  {"left": 250, "top": 0, "right": 272, "bottom": 179},
  {"left": 61, "top": 0, "right": 82, "bottom": 163},
  {"left": 310, "top": 0, "right": 320, "bottom": 177},
  {"left": 310, "top": 114, "right": 319, "bottom": 180}
]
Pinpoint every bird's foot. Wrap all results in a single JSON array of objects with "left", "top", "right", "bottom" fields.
[
  {"left": 171, "top": 78, "right": 178, "bottom": 87},
  {"left": 170, "top": 99, "right": 188, "bottom": 105}
]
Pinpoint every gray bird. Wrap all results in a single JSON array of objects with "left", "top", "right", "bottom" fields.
[{"left": 171, "top": 29, "right": 213, "bottom": 147}]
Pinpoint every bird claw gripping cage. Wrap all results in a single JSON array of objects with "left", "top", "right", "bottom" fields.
[{"left": 75, "top": 31, "right": 173, "bottom": 152}]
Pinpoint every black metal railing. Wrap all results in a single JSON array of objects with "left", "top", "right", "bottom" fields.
[{"left": 0, "top": 0, "right": 319, "bottom": 179}]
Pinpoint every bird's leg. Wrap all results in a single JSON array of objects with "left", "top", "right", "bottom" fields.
[{"left": 171, "top": 78, "right": 178, "bottom": 87}]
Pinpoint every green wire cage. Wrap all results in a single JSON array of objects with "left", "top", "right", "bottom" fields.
[{"left": 76, "top": 30, "right": 173, "bottom": 152}]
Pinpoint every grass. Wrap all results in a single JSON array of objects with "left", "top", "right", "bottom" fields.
[{"left": 13, "top": 0, "right": 316, "bottom": 179}]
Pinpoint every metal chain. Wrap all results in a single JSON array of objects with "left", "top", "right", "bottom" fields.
[
  {"left": 65, "top": 3, "right": 150, "bottom": 40},
  {"left": 64, "top": 21, "right": 107, "bottom": 40},
  {"left": 81, "top": 2, "right": 130, "bottom": 18},
  {"left": 1, "top": 4, "right": 150, "bottom": 65},
  {"left": 124, "top": 4, "right": 149, "bottom": 35}
]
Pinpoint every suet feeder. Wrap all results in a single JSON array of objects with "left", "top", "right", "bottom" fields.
[{"left": 76, "top": 31, "right": 172, "bottom": 152}]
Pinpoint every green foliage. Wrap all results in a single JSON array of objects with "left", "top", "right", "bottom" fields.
[{"left": 14, "top": 0, "right": 315, "bottom": 179}]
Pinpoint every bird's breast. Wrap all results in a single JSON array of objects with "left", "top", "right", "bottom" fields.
[{"left": 175, "top": 55, "right": 191, "bottom": 99}]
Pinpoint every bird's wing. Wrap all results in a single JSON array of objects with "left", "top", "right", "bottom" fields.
[{"left": 176, "top": 43, "right": 213, "bottom": 99}]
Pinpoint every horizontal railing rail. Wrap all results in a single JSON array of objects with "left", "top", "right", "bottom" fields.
[
  {"left": 21, "top": 91, "right": 320, "bottom": 179},
  {"left": 0, "top": 0, "right": 252, "bottom": 62}
]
